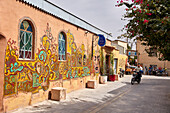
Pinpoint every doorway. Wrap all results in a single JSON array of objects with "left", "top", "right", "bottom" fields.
[
  {"left": 106, "top": 55, "right": 110, "bottom": 76},
  {"left": 0, "top": 34, "right": 6, "bottom": 111},
  {"left": 114, "top": 58, "right": 118, "bottom": 74}
]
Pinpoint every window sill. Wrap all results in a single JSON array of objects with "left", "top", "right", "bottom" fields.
[
  {"left": 58, "top": 60, "right": 67, "bottom": 62},
  {"left": 18, "top": 58, "right": 35, "bottom": 62}
]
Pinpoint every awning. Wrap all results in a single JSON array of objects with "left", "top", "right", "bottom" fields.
[{"left": 104, "top": 45, "right": 115, "bottom": 50}]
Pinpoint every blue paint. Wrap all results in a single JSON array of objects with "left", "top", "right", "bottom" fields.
[
  {"left": 10, "top": 62, "right": 23, "bottom": 73},
  {"left": 39, "top": 50, "right": 47, "bottom": 62},
  {"left": 98, "top": 34, "right": 106, "bottom": 47},
  {"left": 32, "top": 73, "right": 40, "bottom": 88}
]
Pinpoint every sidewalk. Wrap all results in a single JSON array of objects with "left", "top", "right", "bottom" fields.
[
  {"left": 11, "top": 75, "right": 170, "bottom": 113},
  {"left": 11, "top": 76, "right": 130, "bottom": 113}
]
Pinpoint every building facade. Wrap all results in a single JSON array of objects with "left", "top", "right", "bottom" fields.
[
  {"left": 111, "top": 40, "right": 128, "bottom": 73},
  {"left": 0, "top": 0, "right": 113, "bottom": 112},
  {"left": 126, "top": 50, "right": 137, "bottom": 66},
  {"left": 137, "top": 40, "right": 170, "bottom": 74},
  {"left": 100, "top": 40, "right": 127, "bottom": 77}
]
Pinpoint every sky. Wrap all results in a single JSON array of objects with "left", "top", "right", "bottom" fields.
[{"left": 49, "top": 0, "right": 128, "bottom": 41}]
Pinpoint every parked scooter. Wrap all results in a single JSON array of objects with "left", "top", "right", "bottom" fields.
[
  {"left": 131, "top": 71, "right": 142, "bottom": 85},
  {"left": 119, "top": 68, "right": 124, "bottom": 78},
  {"left": 156, "top": 69, "right": 168, "bottom": 76}
]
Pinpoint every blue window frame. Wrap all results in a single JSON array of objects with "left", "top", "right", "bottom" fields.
[
  {"left": 19, "top": 20, "right": 34, "bottom": 59},
  {"left": 58, "top": 32, "right": 66, "bottom": 60}
]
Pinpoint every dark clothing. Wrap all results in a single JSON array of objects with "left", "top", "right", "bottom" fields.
[{"left": 137, "top": 72, "right": 142, "bottom": 77}]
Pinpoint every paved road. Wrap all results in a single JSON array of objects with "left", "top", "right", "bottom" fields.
[
  {"left": 90, "top": 77, "right": 170, "bottom": 113},
  {"left": 12, "top": 75, "right": 170, "bottom": 113}
]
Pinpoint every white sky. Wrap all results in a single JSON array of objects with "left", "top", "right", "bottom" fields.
[{"left": 49, "top": 0, "right": 128, "bottom": 41}]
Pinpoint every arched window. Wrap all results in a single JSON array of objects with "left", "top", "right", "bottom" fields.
[
  {"left": 58, "top": 32, "right": 66, "bottom": 60},
  {"left": 19, "top": 20, "right": 34, "bottom": 59}
]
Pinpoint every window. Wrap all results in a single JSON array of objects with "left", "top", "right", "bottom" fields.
[
  {"left": 58, "top": 32, "right": 66, "bottom": 60},
  {"left": 19, "top": 20, "right": 34, "bottom": 59},
  {"left": 145, "top": 47, "right": 157, "bottom": 57},
  {"left": 149, "top": 48, "right": 157, "bottom": 57}
]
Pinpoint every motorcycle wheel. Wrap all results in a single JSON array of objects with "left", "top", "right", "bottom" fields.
[
  {"left": 137, "top": 79, "right": 140, "bottom": 84},
  {"left": 131, "top": 78, "right": 135, "bottom": 85}
]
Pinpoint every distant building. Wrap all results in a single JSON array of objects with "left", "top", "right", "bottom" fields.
[
  {"left": 111, "top": 40, "right": 127, "bottom": 54},
  {"left": 126, "top": 50, "right": 137, "bottom": 66},
  {"left": 111, "top": 40, "right": 128, "bottom": 73},
  {"left": 136, "top": 40, "right": 170, "bottom": 74}
]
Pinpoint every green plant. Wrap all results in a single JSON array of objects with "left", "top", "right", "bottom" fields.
[
  {"left": 109, "top": 68, "right": 113, "bottom": 75},
  {"left": 110, "top": 52, "right": 114, "bottom": 75},
  {"left": 103, "top": 63, "right": 107, "bottom": 75},
  {"left": 100, "top": 48, "right": 106, "bottom": 76},
  {"left": 117, "top": 0, "right": 170, "bottom": 61}
]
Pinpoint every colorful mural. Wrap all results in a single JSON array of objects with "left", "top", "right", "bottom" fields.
[{"left": 4, "top": 24, "right": 94, "bottom": 96}]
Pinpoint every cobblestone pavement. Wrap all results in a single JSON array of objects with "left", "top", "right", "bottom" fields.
[{"left": 12, "top": 75, "right": 170, "bottom": 113}]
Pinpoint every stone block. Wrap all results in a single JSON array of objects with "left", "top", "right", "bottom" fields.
[
  {"left": 51, "top": 87, "right": 66, "bottom": 101},
  {"left": 87, "top": 80, "right": 97, "bottom": 89}
]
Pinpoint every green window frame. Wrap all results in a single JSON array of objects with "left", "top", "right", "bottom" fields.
[
  {"left": 19, "top": 20, "right": 34, "bottom": 59},
  {"left": 58, "top": 32, "right": 66, "bottom": 60}
]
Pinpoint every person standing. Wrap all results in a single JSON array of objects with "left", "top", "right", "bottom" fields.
[
  {"left": 140, "top": 65, "right": 143, "bottom": 74},
  {"left": 149, "top": 65, "right": 153, "bottom": 75},
  {"left": 144, "top": 66, "right": 147, "bottom": 75}
]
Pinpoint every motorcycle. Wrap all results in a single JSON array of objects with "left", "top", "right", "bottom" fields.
[{"left": 131, "top": 71, "right": 141, "bottom": 85}]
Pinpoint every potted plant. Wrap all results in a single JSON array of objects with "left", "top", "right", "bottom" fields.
[
  {"left": 109, "top": 52, "right": 115, "bottom": 81},
  {"left": 99, "top": 48, "right": 108, "bottom": 84}
]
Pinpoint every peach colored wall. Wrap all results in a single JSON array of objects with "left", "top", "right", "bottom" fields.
[
  {"left": 137, "top": 41, "right": 169, "bottom": 69},
  {"left": 0, "top": 0, "right": 94, "bottom": 50},
  {"left": 118, "top": 54, "right": 127, "bottom": 72},
  {"left": 106, "top": 39, "right": 111, "bottom": 46},
  {"left": 117, "top": 41, "right": 127, "bottom": 50},
  {"left": 0, "top": 0, "right": 100, "bottom": 112},
  {"left": 113, "top": 50, "right": 119, "bottom": 74}
]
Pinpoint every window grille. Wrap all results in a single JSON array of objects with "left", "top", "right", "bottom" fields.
[
  {"left": 19, "top": 20, "right": 33, "bottom": 59},
  {"left": 58, "top": 32, "right": 66, "bottom": 60}
]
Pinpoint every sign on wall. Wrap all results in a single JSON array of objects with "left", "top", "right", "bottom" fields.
[
  {"left": 128, "top": 51, "right": 137, "bottom": 56},
  {"left": 97, "top": 34, "right": 106, "bottom": 47}
]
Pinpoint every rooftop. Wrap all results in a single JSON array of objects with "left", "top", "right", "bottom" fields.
[
  {"left": 113, "top": 40, "right": 127, "bottom": 43},
  {"left": 20, "top": 0, "right": 112, "bottom": 39}
]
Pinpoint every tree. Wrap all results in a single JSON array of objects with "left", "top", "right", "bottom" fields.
[{"left": 116, "top": 0, "right": 170, "bottom": 61}]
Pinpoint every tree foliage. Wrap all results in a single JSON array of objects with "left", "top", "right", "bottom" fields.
[{"left": 117, "top": 0, "right": 170, "bottom": 61}]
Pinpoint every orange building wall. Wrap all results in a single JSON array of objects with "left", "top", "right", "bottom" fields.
[
  {"left": 0, "top": 0, "right": 100, "bottom": 112},
  {"left": 137, "top": 41, "right": 169, "bottom": 70}
]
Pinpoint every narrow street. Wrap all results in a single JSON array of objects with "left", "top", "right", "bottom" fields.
[
  {"left": 12, "top": 75, "right": 170, "bottom": 113},
  {"left": 91, "top": 77, "right": 170, "bottom": 113}
]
